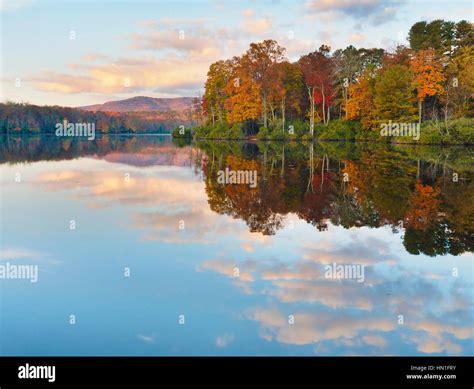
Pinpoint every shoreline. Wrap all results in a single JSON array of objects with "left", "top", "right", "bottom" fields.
[
  {"left": 176, "top": 136, "right": 474, "bottom": 146},
  {"left": 1, "top": 132, "right": 472, "bottom": 146}
]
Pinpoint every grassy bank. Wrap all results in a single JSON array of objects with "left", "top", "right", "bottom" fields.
[{"left": 172, "top": 118, "right": 474, "bottom": 145}]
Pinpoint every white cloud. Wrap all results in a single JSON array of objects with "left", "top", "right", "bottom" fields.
[
  {"left": 137, "top": 333, "right": 156, "bottom": 343},
  {"left": 305, "top": 0, "right": 401, "bottom": 26},
  {"left": 216, "top": 333, "right": 234, "bottom": 347},
  {"left": 0, "top": 247, "right": 45, "bottom": 261},
  {"left": 241, "top": 10, "right": 273, "bottom": 35},
  {"left": 349, "top": 32, "right": 367, "bottom": 44}
]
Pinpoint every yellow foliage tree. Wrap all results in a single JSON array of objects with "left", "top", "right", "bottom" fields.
[{"left": 224, "top": 75, "right": 261, "bottom": 124}]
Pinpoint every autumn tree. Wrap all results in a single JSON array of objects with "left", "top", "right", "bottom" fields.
[
  {"left": 440, "top": 46, "right": 474, "bottom": 121},
  {"left": 267, "top": 61, "right": 303, "bottom": 130},
  {"left": 203, "top": 60, "right": 232, "bottom": 125},
  {"left": 190, "top": 95, "right": 204, "bottom": 126},
  {"left": 410, "top": 48, "right": 445, "bottom": 124},
  {"left": 333, "top": 45, "right": 361, "bottom": 119},
  {"left": 346, "top": 64, "right": 377, "bottom": 129},
  {"left": 240, "top": 40, "right": 286, "bottom": 129},
  {"left": 224, "top": 70, "right": 261, "bottom": 124},
  {"left": 299, "top": 45, "right": 335, "bottom": 134},
  {"left": 282, "top": 62, "right": 304, "bottom": 124},
  {"left": 333, "top": 47, "right": 385, "bottom": 120},
  {"left": 383, "top": 45, "right": 412, "bottom": 68},
  {"left": 266, "top": 61, "right": 286, "bottom": 129}
]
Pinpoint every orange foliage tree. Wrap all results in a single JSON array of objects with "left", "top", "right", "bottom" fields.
[
  {"left": 410, "top": 49, "right": 445, "bottom": 123},
  {"left": 345, "top": 65, "right": 377, "bottom": 129}
]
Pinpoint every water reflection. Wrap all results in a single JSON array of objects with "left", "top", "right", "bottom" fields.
[
  {"left": 0, "top": 135, "right": 472, "bottom": 355},
  {"left": 197, "top": 140, "right": 473, "bottom": 256}
]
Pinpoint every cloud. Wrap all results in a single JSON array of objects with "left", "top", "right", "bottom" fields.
[
  {"left": 33, "top": 161, "right": 254, "bottom": 245},
  {"left": 134, "top": 208, "right": 220, "bottom": 245},
  {"left": 270, "top": 279, "right": 375, "bottom": 310},
  {"left": 318, "top": 27, "right": 337, "bottom": 47},
  {"left": 30, "top": 12, "right": 266, "bottom": 96},
  {"left": 31, "top": 54, "right": 208, "bottom": 95},
  {"left": 306, "top": 0, "right": 390, "bottom": 16},
  {"left": 137, "top": 333, "right": 156, "bottom": 343},
  {"left": 301, "top": 239, "right": 396, "bottom": 266},
  {"left": 198, "top": 229, "right": 472, "bottom": 354},
  {"left": 305, "top": 0, "right": 401, "bottom": 24},
  {"left": 241, "top": 9, "right": 273, "bottom": 35},
  {"left": 260, "top": 262, "right": 322, "bottom": 281},
  {"left": 31, "top": 72, "right": 99, "bottom": 94},
  {"left": 243, "top": 9, "right": 254, "bottom": 18},
  {"left": 81, "top": 53, "right": 109, "bottom": 62},
  {"left": 199, "top": 258, "right": 257, "bottom": 282},
  {"left": 0, "top": 247, "right": 58, "bottom": 264},
  {"left": 237, "top": 229, "right": 273, "bottom": 252},
  {"left": 278, "top": 37, "right": 315, "bottom": 61},
  {"left": 370, "top": 6, "right": 397, "bottom": 25},
  {"left": 362, "top": 334, "right": 386, "bottom": 347},
  {"left": 138, "top": 17, "right": 211, "bottom": 30},
  {"left": 0, "top": 247, "right": 43, "bottom": 261},
  {"left": 247, "top": 308, "right": 395, "bottom": 346},
  {"left": 35, "top": 167, "right": 205, "bottom": 208},
  {"left": 29, "top": 16, "right": 233, "bottom": 96},
  {"left": 349, "top": 32, "right": 367, "bottom": 44},
  {"left": 216, "top": 333, "right": 234, "bottom": 348},
  {"left": 0, "top": 0, "right": 34, "bottom": 11},
  {"left": 129, "top": 27, "right": 218, "bottom": 54},
  {"left": 409, "top": 319, "right": 473, "bottom": 341},
  {"left": 404, "top": 331, "right": 464, "bottom": 354},
  {"left": 306, "top": 0, "right": 379, "bottom": 14}
]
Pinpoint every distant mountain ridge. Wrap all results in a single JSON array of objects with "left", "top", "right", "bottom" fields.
[{"left": 79, "top": 96, "right": 195, "bottom": 112}]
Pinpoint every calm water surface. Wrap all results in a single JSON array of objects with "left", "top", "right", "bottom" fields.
[{"left": 0, "top": 135, "right": 472, "bottom": 356}]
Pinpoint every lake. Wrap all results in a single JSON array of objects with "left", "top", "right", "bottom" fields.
[{"left": 0, "top": 135, "right": 472, "bottom": 356}]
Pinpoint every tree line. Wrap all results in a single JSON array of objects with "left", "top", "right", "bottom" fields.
[
  {"left": 201, "top": 19, "right": 473, "bottom": 137},
  {"left": 0, "top": 102, "right": 195, "bottom": 134}
]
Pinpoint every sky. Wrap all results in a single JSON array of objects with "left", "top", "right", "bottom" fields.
[{"left": 0, "top": 0, "right": 472, "bottom": 107}]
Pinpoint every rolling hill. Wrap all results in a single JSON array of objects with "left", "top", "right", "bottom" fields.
[{"left": 79, "top": 96, "right": 195, "bottom": 112}]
